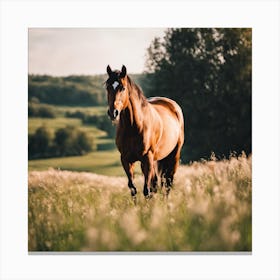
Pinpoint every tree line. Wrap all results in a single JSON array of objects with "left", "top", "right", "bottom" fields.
[
  {"left": 65, "top": 111, "right": 116, "bottom": 138},
  {"left": 144, "top": 28, "right": 251, "bottom": 163},
  {"left": 28, "top": 74, "right": 145, "bottom": 107},
  {"left": 28, "top": 126, "right": 93, "bottom": 159},
  {"left": 28, "top": 102, "right": 56, "bottom": 118},
  {"left": 28, "top": 108, "right": 116, "bottom": 159},
  {"left": 28, "top": 74, "right": 107, "bottom": 106}
]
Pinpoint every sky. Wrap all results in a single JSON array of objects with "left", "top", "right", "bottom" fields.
[{"left": 28, "top": 28, "right": 166, "bottom": 76}]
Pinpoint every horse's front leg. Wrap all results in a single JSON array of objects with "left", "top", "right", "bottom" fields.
[
  {"left": 121, "top": 156, "right": 137, "bottom": 197},
  {"left": 141, "top": 151, "right": 154, "bottom": 198}
]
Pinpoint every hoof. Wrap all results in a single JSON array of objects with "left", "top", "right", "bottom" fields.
[
  {"left": 151, "top": 186, "right": 157, "bottom": 193},
  {"left": 165, "top": 187, "right": 171, "bottom": 197},
  {"left": 145, "top": 193, "right": 153, "bottom": 200},
  {"left": 130, "top": 188, "right": 137, "bottom": 196},
  {"left": 143, "top": 187, "right": 148, "bottom": 197}
]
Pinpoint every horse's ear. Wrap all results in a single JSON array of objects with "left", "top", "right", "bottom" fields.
[
  {"left": 120, "top": 65, "right": 127, "bottom": 78},
  {"left": 107, "top": 65, "right": 112, "bottom": 76}
]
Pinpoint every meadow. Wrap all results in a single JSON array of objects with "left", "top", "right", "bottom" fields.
[
  {"left": 29, "top": 105, "right": 115, "bottom": 172},
  {"left": 28, "top": 28, "right": 252, "bottom": 252},
  {"left": 28, "top": 104, "right": 251, "bottom": 252},
  {"left": 28, "top": 103, "right": 145, "bottom": 175},
  {"left": 28, "top": 154, "right": 252, "bottom": 252}
]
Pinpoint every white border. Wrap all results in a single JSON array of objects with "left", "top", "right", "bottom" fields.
[{"left": 1, "top": 0, "right": 280, "bottom": 279}]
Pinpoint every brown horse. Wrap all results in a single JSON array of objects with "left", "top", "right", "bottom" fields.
[{"left": 105, "top": 65, "right": 184, "bottom": 198}]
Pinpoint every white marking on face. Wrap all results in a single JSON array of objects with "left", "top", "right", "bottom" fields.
[{"left": 112, "top": 81, "right": 119, "bottom": 90}]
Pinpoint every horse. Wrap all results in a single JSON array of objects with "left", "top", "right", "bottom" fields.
[{"left": 105, "top": 65, "right": 184, "bottom": 198}]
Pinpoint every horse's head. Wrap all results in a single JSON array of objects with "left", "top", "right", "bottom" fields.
[{"left": 105, "top": 65, "right": 129, "bottom": 122}]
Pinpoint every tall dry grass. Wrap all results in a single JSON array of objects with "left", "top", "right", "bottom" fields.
[{"left": 28, "top": 154, "right": 251, "bottom": 251}]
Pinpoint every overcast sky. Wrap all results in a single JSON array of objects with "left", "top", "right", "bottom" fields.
[{"left": 28, "top": 28, "right": 166, "bottom": 76}]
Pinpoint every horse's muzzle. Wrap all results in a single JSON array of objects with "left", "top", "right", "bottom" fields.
[{"left": 107, "top": 109, "right": 119, "bottom": 121}]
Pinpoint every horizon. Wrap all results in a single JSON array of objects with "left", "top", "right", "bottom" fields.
[{"left": 28, "top": 71, "right": 145, "bottom": 77}]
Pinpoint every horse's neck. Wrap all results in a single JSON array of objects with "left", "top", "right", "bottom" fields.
[{"left": 121, "top": 87, "right": 146, "bottom": 131}]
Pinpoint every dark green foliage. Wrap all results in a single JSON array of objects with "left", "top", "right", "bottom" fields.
[
  {"left": 54, "top": 126, "right": 93, "bottom": 157},
  {"left": 28, "top": 75, "right": 107, "bottom": 106},
  {"left": 83, "top": 115, "right": 116, "bottom": 138},
  {"left": 28, "top": 126, "right": 94, "bottom": 159},
  {"left": 65, "top": 110, "right": 86, "bottom": 119},
  {"left": 28, "top": 102, "right": 56, "bottom": 118},
  {"left": 145, "top": 28, "right": 252, "bottom": 163},
  {"left": 28, "top": 74, "right": 150, "bottom": 107},
  {"left": 28, "top": 126, "right": 52, "bottom": 158},
  {"left": 65, "top": 111, "right": 116, "bottom": 138}
]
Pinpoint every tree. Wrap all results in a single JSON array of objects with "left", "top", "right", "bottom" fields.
[
  {"left": 145, "top": 28, "right": 252, "bottom": 162},
  {"left": 28, "top": 74, "right": 107, "bottom": 106},
  {"left": 75, "top": 131, "right": 93, "bottom": 155},
  {"left": 54, "top": 126, "right": 93, "bottom": 156},
  {"left": 28, "top": 126, "right": 52, "bottom": 159}
]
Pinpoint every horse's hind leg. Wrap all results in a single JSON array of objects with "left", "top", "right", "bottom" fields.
[
  {"left": 151, "top": 175, "right": 158, "bottom": 193},
  {"left": 150, "top": 161, "right": 158, "bottom": 193},
  {"left": 159, "top": 143, "right": 182, "bottom": 196},
  {"left": 141, "top": 151, "right": 154, "bottom": 198},
  {"left": 158, "top": 162, "right": 174, "bottom": 196},
  {"left": 121, "top": 156, "right": 137, "bottom": 197}
]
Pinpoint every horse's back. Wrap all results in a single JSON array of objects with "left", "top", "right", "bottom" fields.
[
  {"left": 148, "top": 97, "right": 184, "bottom": 160},
  {"left": 148, "top": 97, "right": 184, "bottom": 128}
]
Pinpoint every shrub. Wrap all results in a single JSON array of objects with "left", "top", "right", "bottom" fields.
[
  {"left": 54, "top": 126, "right": 93, "bottom": 157},
  {"left": 83, "top": 115, "right": 116, "bottom": 138},
  {"left": 28, "top": 103, "right": 55, "bottom": 118},
  {"left": 65, "top": 111, "right": 86, "bottom": 120},
  {"left": 28, "top": 125, "right": 94, "bottom": 159},
  {"left": 65, "top": 111, "right": 116, "bottom": 139},
  {"left": 28, "top": 126, "right": 52, "bottom": 159}
]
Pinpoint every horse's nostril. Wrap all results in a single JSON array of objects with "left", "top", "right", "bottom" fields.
[{"left": 113, "top": 109, "right": 119, "bottom": 118}]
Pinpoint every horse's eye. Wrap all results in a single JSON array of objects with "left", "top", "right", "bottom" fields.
[{"left": 122, "top": 87, "right": 125, "bottom": 91}]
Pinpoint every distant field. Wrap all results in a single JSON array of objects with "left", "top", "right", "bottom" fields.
[
  {"left": 28, "top": 117, "right": 106, "bottom": 136},
  {"left": 29, "top": 116, "right": 114, "bottom": 147},
  {"left": 28, "top": 105, "right": 141, "bottom": 175},
  {"left": 29, "top": 103, "right": 107, "bottom": 118},
  {"left": 28, "top": 155, "right": 252, "bottom": 251},
  {"left": 28, "top": 149, "right": 142, "bottom": 176},
  {"left": 52, "top": 105, "right": 107, "bottom": 117}
]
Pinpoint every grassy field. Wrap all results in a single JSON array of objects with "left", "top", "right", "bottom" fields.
[
  {"left": 28, "top": 106, "right": 121, "bottom": 174},
  {"left": 30, "top": 104, "right": 107, "bottom": 118},
  {"left": 28, "top": 117, "right": 106, "bottom": 137},
  {"left": 28, "top": 149, "right": 142, "bottom": 176},
  {"left": 28, "top": 105, "right": 252, "bottom": 251},
  {"left": 28, "top": 155, "right": 252, "bottom": 252}
]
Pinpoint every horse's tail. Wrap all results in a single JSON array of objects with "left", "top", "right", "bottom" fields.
[{"left": 174, "top": 102, "right": 184, "bottom": 142}]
